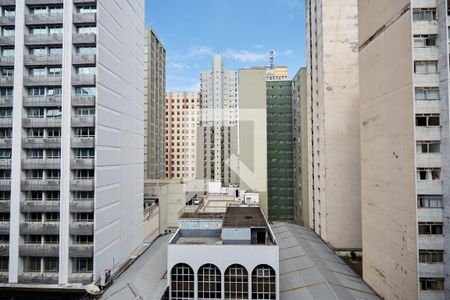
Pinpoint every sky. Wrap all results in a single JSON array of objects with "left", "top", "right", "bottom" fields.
[{"left": 145, "top": 0, "right": 306, "bottom": 92}]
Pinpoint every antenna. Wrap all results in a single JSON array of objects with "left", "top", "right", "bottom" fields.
[{"left": 268, "top": 50, "right": 275, "bottom": 69}]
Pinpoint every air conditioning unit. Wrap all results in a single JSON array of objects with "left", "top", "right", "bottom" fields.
[{"left": 100, "top": 268, "right": 111, "bottom": 287}]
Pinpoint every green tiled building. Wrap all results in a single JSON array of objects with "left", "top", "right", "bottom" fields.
[{"left": 266, "top": 81, "right": 294, "bottom": 221}]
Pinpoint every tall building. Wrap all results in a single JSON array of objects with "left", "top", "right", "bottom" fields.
[
  {"left": 239, "top": 68, "right": 268, "bottom": 215},
  {"left": 197, "top": 55, "right": 238, "bottom": 186},
  {"left": 292, "top": 68, "right": 308, "bottom": 226},
  {"left": 0, "top": 0, "right": 144, "bottom": 287},
  {"left": 306, "top": 0, "right": 361, "bottom": 250},
  {"left": 165, "top": 92, "right": 200, "bottom": 180},
  {"left": 144, "top": 27, "right": 166, "bottom": 179},
  {"left": 359, "top": 1, "right": 449, "bottom": 298}
]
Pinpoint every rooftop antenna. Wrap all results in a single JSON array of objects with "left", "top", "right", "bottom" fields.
[{"left": 268, "top": 50, "right": 275, "bottom": 69}]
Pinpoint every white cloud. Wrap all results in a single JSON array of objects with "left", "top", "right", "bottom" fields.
[
  {"left": 169, "top": 62, "right": 190, "bottom": 70},
  {"left": 283, "top": 49, "right": 294, "bottom": 56},
  {"left": 187, "top": 46, "right": 214, "bottom": 58},
  {"left": 222, "top": 49, "right": 266, "bottom": 63}
]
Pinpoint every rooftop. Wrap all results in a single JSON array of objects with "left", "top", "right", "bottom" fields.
[{"left": 222, "top": 206, "right": 268, "bottom": 228}]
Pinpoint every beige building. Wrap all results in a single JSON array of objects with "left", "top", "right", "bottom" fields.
[
  {"left": 144, "top": 28, "right": 166, "bottom": 179},
  {"left": 266, "top": 66, "right": 288, "bottom": 81},
  {"left": 238, "top": 68, "right": 269, "bottom": 215},
  {"left": 292, "top": 68, "right": 308, "bottom": 226},
  {"left": 306, "top": 0, "right": 361, "bottom": 250},
  {"left": 165, "top": 92, "right": 200, "bottom": 179},
  {"left": 359, "top": 1, "right": 449, "bottom": 299}
]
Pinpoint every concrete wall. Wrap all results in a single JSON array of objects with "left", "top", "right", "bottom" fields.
[
  {"left": 238, "top": 69, "right": 268, "bottom": 215},
  {"left": 306, "top": 0, "right": 361, "bottom": 249},
  {"left": 94, "top": 0, "right": 145, "bottom": 280},
  {"left": 359, "top": 1, "right": 419, "bottom": 299}
]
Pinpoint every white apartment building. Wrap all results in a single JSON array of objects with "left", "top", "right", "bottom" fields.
[
  {"left": 0, "top": 0, "right": 144, "bottom": 288},
  {"left": 359, "top": 1, "right": 450, "bottom": 299},
  {"left": 144, "top": 27, "right": 165, "bottom": 180},
  {"left": 306, "top": 0, "right": 362, "bottom": 250},
  {"left": 165, "top": 92, "right": 200, "bottom": 180},
  {"left": 197, "top": 55, "right": 239, "bottom": 186}
]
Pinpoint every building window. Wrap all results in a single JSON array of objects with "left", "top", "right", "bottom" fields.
[
  {"left": 171, "top": 263, "right": 194, "bottom": 300},
  {"left": 0, "top": 257, "right": 8, "bottom": 272},
  {"left": 43, "top": 257, "right": 58, "bottom": 273},
  {"left": 414, "top": 61, "right": 438, "bottom": 74},
  {"left": 415, "top": 87, "right": 439, "bottom": 100},
  {"left": 420, "top": 278, "right": 444, "bottom": 291},
  {"left": 416, "top": 114, "right": 440, "bottom": 127},
  {"left": 418, "top": 195, "right": 443, "bottom": 208},
  {"left": 198, "top": 264, "right": 221, "bottom": 299},
  {"left": 72, "top": 257, "right": 93, "bottom": 273},
  {"left": 23, "top": 257, "right": 41, "bottom": 272},
  {"left": 418, "top": 222, "right": 443, "bottom": 235},
  {"left": 251, "top": 265, "right": 276, "bottom": 299},
  {"left": 413, "top": 8, "right": 437, "bottom": 21},
  {"left": 417, "top": 141, "right": 440, "bottom": 153},
  {"left": 225, "top": 264, "right": 248, "bottom": 299},
  {"left": 417, "top": 168, "right": 441, "bottom": 181},
  {"left": 419, "top": 250, "right": 444, "bottom": 263}
]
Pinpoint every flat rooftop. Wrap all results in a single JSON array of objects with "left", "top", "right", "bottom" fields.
[{"left": 222, "top": 206, "right": 268, "bottom": 228}]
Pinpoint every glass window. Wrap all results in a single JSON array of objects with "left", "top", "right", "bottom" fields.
[
  {"left": 420, "top": 278, "right": 444, "bottom": 291},
  {"left": 49, "top": 47, "right": 62, "bottom": 56},
  {"left": 0, "top": 149, "right": 11, "bottom": 158},
  {"left": 77, "top": 5, "right": 97, "bottom": 13},
  {"left": 48, "top": 67, "right": 62, "bottom": 75},
  {"left": 76, "top": 66, "right": 96, "bottom": 75},
  {"left": 29, "top": 47, "right": 46, "bottom": 56},
  {"left": 0, "top": 108, "right": 12, "bottom": 118},
  {"left": 49, "top": 6, "right": 63, "bottom": 14},
  {"left": 75, "top": 107, "right": 95, "bottom": 116},
  {"left": 46, "top": 149, "right": 61, "bottom": 159},
  {"left": 46, "top": 108, "right": 62, "bottom": 118},
  {"left": 3, "top": 8, "right": 15, "bottom": 17},
  {"left": 2, "top": 48, "right": 14, "bottom": 56},
  {"left": 419, "top": 250, "right": 444, "bottom": 263},
  {"left": 2, "top": 27, "right": 14, "bottom": 37},
  {"left": 74, "top": 127, "right": 95, "bottom": 137},
  {"left": 171, "top": 263, "right": 194, "bottom": 300},
  {"left": 251, "top": 265, "right": 276, "bottom": 300},
  {"left": 26, "top": 128, "right": 44, "bottom": 138},
  {"left": 75, "top": 46, "right": 96, "bottom": 55},
  {"left": 418, "top": 222, "right": 443, "bottom": 234},
  {"left": 75, "top": 87, "right": 96, "bottom": 95},
  {"left": 47, "top": 128, "right": 61, "bottom": 137},
  {"left": 27, "top": 107, "right": 44, "bottom": 118},
  {"left": 72, "top": 257, "right": 93, "bottom": 273},
  {"left": 28, "top": 67, "right": 45, "bottom": 76},
  {"left": 74, "top": 148, "right": 94, "bottom": 158},
  {"left": 26, "top": 149, "right": 44, "bottom": 159},
  {"left": 30, "top": 7, "right": 47, "bottom": 15},
  {"left": 43, "top": 257, "right": 58, "bottom": 273},
  {"left": 47, "top": 87, "right": 62, "bottom": 96},
  {"left": 27, "top": 87, "right": 45, "bottom": 97},
  {"left": 73, "top": 191, "right": 94, "bottom": 200},
  {"left": 74, "top": 169, "right": 94, "bottom": 179},
  {"left": 198, "top": 264, "right": 221, "bottom": 299},
  {"left": 0, "top": 257, "right": 7, "bottom": 272},
  {"left": 1, "top": 68, "right": 13, "bottom": 76},
  {"left": 23, "top": 257, "right": 41, "bottom": 272},
  {"left": 49, "top": 26, "right": 63, "bottom": 34},
  {"left": 29, "top": 27, "right": 47, "bottom": 35}
]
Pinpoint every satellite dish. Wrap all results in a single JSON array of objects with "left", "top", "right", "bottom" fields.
[{"left": 85, "top": 283, "right": 101, "bottom": 295}]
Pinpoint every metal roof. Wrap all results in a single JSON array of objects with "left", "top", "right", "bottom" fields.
[{"left": 272, "top": 223, "right": 380, "bottom": 300}]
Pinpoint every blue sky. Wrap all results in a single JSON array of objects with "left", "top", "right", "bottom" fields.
[{"left": 145, "top": 0, "right": 306, "bottom": 91}]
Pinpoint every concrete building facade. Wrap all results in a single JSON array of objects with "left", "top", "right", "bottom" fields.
[
  {"left": 144, "top": 27, "right": 166, "bottom": 180},
  {"left": 197, "top": 55, "right": 238, "bottom": 186},
  {"left": 292, "top": 68, "right": 308, "bottom": 226},
  {"left": 359, "top": 1, "right": 450, "bottom": 299},
  {"left": 165, "top": 92, "right": 200, "bottom": 180},
  {"left": 0, "top": 0, "right": 145, "bottom": 287},
  {"left": 306, "top": 0, "right": 362, "bottom": 250}
]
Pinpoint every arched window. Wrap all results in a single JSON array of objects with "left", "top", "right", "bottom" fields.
[
  {"left": 225, "top": 264, "right": 248, "bottom": 299},
  {"left": 171, "top": 263, "right": 194, "bottom": 300},
  {"left": 252, "top": 264, "right": 276, "bottom": 299},
  {"left": 198, "top": 263, "right": 221, "bottom": 299}
]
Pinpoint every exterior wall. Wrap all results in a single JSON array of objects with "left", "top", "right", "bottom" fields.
[
  {"left": 165, "top": 92, "right": 200, "bottom": 180},
  {"left": 198, "top": 55, "right": 238, "bottom": 186},
  {"left": 266, "top": 81, "right": 294, "bottom": 221},
  {"left": 238, "top": 68, "right": 268, "bottom": 215},
  {"left": 168, "top": 242, "right": 279, "bottom": 300},
  {"left": 144, "top": 28, "right": 166, "bottom": 180},
  {"left": 94, "top": 0, "right": 145, "bottom": 282},
  {"left": 306, "top": 0, "right": 362, "bottom": 249}
]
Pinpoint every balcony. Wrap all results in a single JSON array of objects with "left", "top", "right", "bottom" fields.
[
  {"left": 73, "top": 13, "right": 96, "bottom": 24},
  {"left": 71, "top": 158, "right": 94, "bottom": 170},
  {"left": 0, "top": 200, "right": 10, "bottom": 213},
  {"left": 72, "top": 33, "right": 96, "bottom": 44},
  {"left": 0, "top": 159, "right": 11, "bottom": 170},
  {"left": 72, "top": 74, "right": 96, "bottom": 86},
  {"left": 0, "top": 179, "right": 11, "bottom": 191},
  {"left": 19, "top": 244, "right": 59, "bottom": 257},
  {"left": 414, "top": 47, "right": 439, "bottom": 61},
  {"left": 22, "top": 158, "right": 61, "bottom": 169},
  {"left": 20, "top": 222, "right": 59, "bottom": 235},
  {"left": 19, "top": 273, "right": 58, "bottom": 284},
  {"left": 0, "top": 16, "right": 15, "bottom": 26},
  {"left": 0, "top": 76, "right": 13, "bottom": 87},
  {"left": 72, "top": 95, "right": 95, "bottom": 107},
  {"left": 69, "top": 244, "right": 93, "bottom": 257},
  {"left": 24, "top": 75, "right": 62, "bottom": 86},
  {"left": 22, "top": 117, "right": 62, "bottom": 128},
  {"left": 417, "top": 208, "right": 443, "bottom": 223},
  {"left": 21, "top": 179, "right": 60, "bottom": 191},
  {"left": 22, "top": 137, "right": 61, "bottom": 149},
  {"left": 0, "top": 222, "right": 9, "bottom": 234},
  {"left": 73, "top": 54, "right": 96, "bottom": 65},
  {"left": 0, "top": 97, "right": 12, "bottom": 107},
  {"left": 69, "top": 222, "right": 94, "bottom": 235},
  {"left": 414, "top": 73, "right": 440, "bottom": 85},
  {"left": 0, "top": 36, "right": 14, "bottom": 46},
  {"left": 70, "top": 200, "right": 94, "bottom": 213},
  {"left": 71, "top": 116, "right": 95, "bottom": 127},
  {"left": 0, "top": 57, "right": 14, "bottom": 66},
  {"left": 0, "top": 118, "right": 12, "bottom": 127},
  {"left": 0, "top": 138, "right": 12, "bottom": 149},
  {"left": 24, "top": 55, "right": 62, "bottom": 66},
  {"left": 0, "top": 0, "right": 15, "bottom": 5},
  {"left": 25, "top": 14, "right": 63, "bottom": 25},
  {"left": 69, "top": 273, "right": 93, "bottom": 285},
  {"left": 416, "top": 153, "right": 441, "bottom": 168},
  {"left": 25, "top": 33, "right": 63, "bottom": 46},
  {"left": 416, "top": 127, "right": 441, "bottom": 141},
  {"left": 71, "top": 137, "right": 94, "bottom": 148},
  {"left": 23, "top": 95, "right": 62, "bottom": 107},
  {"left": 413, "top": 20, "right": 438, "bottom": 35},
  {"left": 70, "top": 179, "right": 94, "bottom": 191},
  {"left": 418, "top": 262, "right": 445, "bottom": 277},
  {"left": 418, "top": 234, "right": 444, "bottom": 250},
  {"left": 0, "top": 244, "right": 8, "bottom": 256},
  {"left": 21, "top": 201, "right": 60, "bottom": 213},
  {"left": 415, "top": 100, "right": 440, "bottom": 114}
]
